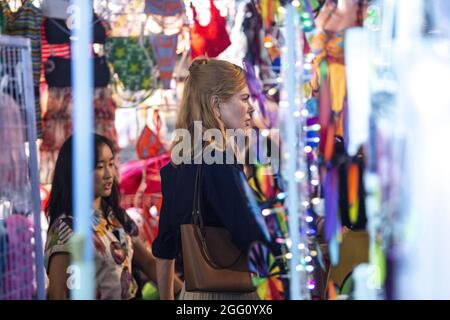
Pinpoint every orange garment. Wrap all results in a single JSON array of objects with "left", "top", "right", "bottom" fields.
[
  {"left": 190, "top": 0, "right": 231, "bottom": 58},
  {"left": 310, "top": 30, "right": 347, "bottom": 136}
]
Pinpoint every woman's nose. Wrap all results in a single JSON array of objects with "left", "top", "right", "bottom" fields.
[
  {"left": 248, "top": 102, "right": 255, "bottom": 115},
  {"left": 104, "top": 166, "right": 112, "bottom": 179}
]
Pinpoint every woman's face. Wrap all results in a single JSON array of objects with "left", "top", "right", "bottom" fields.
[
  {"left": 217, "top": 87, "right": 254, "bottom": 130},
  {"left": 94, "top": 143, "right": 115, "bottom": 198}
]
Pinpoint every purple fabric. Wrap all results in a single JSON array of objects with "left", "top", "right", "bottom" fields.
[
  {"left": 150, "top": 33, "right": 178, "bottom": 90},
  {"left": 324, "top": 168, "right": 338, "bottom": 242},
  {"left": 243, "top": 59, "right": 275, "bottom": 127},
  {"left": 3, "top": 215, "right": 34, "bottom": 300},
  {"left": 144, "top": 0, "right": 185, "bottom": 16},
  {"left": 306, "top": 116, "right": 319, "bottom": 126},
  {"left": 0, "top": 94, "right": 28, "bottom": 190}
]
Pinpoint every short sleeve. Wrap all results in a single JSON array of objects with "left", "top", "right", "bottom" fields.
[
  {"left": 152, "top": 168, "right": 180, "bottom": 259},
  {"left": 121, "top": 210, "right": 139, "bottom": 238},
  {"left": 44, "top": 215, "right": 74, "bottom": 271},
  {"left": 204, "top": 164, "right": 266, "bottom": 253}
]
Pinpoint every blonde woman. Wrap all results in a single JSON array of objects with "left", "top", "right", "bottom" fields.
[{"left": 153, "top": 58, "right": 265, "bottom": 300}]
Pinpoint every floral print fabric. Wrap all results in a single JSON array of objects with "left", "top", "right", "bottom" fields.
[{"left": 44, "top": 209, "right": 139, "bottom": 300}]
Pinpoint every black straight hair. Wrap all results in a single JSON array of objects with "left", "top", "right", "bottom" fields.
[{"left": 46, "top": 134, "right": 126, "bottom": 228}]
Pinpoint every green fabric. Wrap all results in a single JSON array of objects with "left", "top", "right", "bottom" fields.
[
  {"left": 0, "top": 3, "right": 5, "bottom": 34},
  {"left": 105, "top": 36, "right": 156, "bottom": 92}
]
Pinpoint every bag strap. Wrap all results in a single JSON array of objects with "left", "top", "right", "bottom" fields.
[{"left": 191, "top": 165, "right": 244, "bottom": 269}]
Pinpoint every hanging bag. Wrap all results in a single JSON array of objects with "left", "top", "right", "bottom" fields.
[{"left": 180, "top": 165, "right": 255, "bottom": 293}]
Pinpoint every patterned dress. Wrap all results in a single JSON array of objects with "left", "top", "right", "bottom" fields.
[{"left": 45, "top": 208, "right": 139, "bottom": 300}]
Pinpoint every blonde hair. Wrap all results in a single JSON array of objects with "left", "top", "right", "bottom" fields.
[{"left": 172, "top": 58, "right": 247, "bottom": 159}]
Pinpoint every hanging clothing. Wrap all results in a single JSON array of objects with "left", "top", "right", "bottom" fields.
[
  {"left": 0, "top": 93, "right": 29, "bottom": 191},
  {"left": 310, "top": 30, "right": 346, "bottom": 136},
  {"left": 2, "top": 214, "right": 34, "bottom": 300},
  {"left": 144, "top": 0, "right": 185, "bottom": 16},
  {"left": 4, "top": 0, "right": 42, "bottom": 137},
  {"left": 150, "top": 33, "right": 178, "bottom": 90},
  {"left": 4, "top": 0, "right": 42, "bottom": 87},
  {"left": 45, "top": 208, "right": 140, "bottom": 300},
  {"left": 190, "top": 0, "right": 231, "bottom": 59},
  {"left": 119, "top": 153, "right": 170, "bottom": 210},
  {"left": 40, "top": 18, "right": 71, "bottom": 84},
  {"left": 105, "top": 36, "right": 155, "bottom": 92},
  {"left": 241, "top": 2, "right": 275, "bottom": 82},
  {"left": 40, "top": 87, "right": 119, "bottom": 184},
  {"left": 43, "top": 55, "right": 110, "bottom": 88},
  {"left": 0, "top": 2, "right": 6, "bottom": 34},
  {"left": 44, "top": 14, "right": 106, "bottom": 45}
]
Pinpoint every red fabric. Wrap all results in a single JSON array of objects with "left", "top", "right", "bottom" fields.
[
  {"left": 119, "top": 153, "right": 170, "bottom": 209},
  {"left": 190, "top": 0, "right": 231, "bottom": 58},
  {"left": 135, "top": 110, "right": 165, "bottom": 159}
]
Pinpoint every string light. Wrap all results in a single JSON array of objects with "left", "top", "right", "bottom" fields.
[
  {"left": 261, "top": 129, "right": 270, "bottom": 137},
  {"left": 305, "top": 216, "right": 313, "bottom": 223},
  {"left": 311, "top": 198, "right": 321, "bottom": 205},
  {"left": 305, "top": 256, "right": 312, "bottom": 263},
  {"left": 268, "top": 87, "right": 278, "bottom": 96},
  {"left": 295, "top": 171, "right": 305, "bottom": 180},
  {"left": 264, "top": 41, "right": 273, "bottom": 49},
  {"left": 293, "top": 110, "right": 301, "bottom": 117},
  {"left": 291, "top": 0, "right": 301, "bottom": 8},
  {"left": 150, "top": 206, "right": 158, "bottom": 217},
  {"left": 286, "top": 239, "right": 292, "bottom": 248},
  {"left": 304, "top": 146, "right": 312, "bottom": 153}
]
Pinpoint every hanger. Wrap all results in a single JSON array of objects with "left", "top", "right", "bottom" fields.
[
  {"left": 0, "top": 198, "right": 13, "bottom": 220},
  {"left": 0, "top": 74, "right": 9, "bottom": 94}
]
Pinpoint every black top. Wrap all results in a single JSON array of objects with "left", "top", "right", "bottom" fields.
[{"left": 152, "top": 161, "right": 266, "bottom": 260}]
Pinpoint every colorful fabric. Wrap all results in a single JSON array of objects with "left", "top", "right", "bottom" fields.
[
  {"left": 4, "top": 0, "right": 42, "bottom": 137},
  {"left": 44, "top": 209, "right": 139, "bottom": 300},
  {"left": 0, "top": 2, "right": 6, "bottom": 34},
  {"left": 105, "top": 36, "right": 155, "bottom": 92},
  {"left": 0, "top": 93, "right": 28, "bottom": 190},
  {"left": 40, "top": 19, "right": 71, "bottom": 83},
  {"left": 3, "top": 215, "right": 34, "bottom": 300},
  {"left": 149, "top": 33, "right": 178, "bottom": 89},
  {"left": 40, "top": 87, "right": 119, "bottom": 184},
  {"left": 144, "top": 0, "right": 185, "bottom": 16},
  {"left": 119, "top": 153, "right": 170, "bottom": 210},
  {"left": 311, "top": 31, "right": 346, "bottom": 115},
  {"left": 190, "top": 0, "right": 231, "bottom": 59},
  {"left": 4, "top": 0, "right": 42, "bottom": 87}
]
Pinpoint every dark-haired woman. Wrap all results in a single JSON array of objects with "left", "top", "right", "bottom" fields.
[{"left": 44, "top": 134, "right": 182, "bottom": 299}]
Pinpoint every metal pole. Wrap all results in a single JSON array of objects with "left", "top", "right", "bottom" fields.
[
  {"left": 70, "top": 0, "right": 95, "bottom": 300},
  {"left": 284, "top": 3, "right": 301, "bottom": 300},
  {"left": 21, "top": 38, "right": 46, "bottom": 300}
]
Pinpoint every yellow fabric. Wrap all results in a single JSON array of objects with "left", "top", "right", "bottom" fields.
[{"left": 310, "top": 31, "right": 347, "bottom": 114}]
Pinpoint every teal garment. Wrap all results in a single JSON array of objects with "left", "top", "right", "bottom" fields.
[
  {"left": 4, "top": 1, "right": 42, "bottom": 137},
  {"left": 0, "top": 2, "right": 6, "bottom": 34},
  {"left": 105, "top": 37, "right": 156, "bottom": 92}
]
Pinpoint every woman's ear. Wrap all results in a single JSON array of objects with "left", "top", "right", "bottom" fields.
[{"left": 211, "top": 95, "right": 221, "bottom": 119}]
